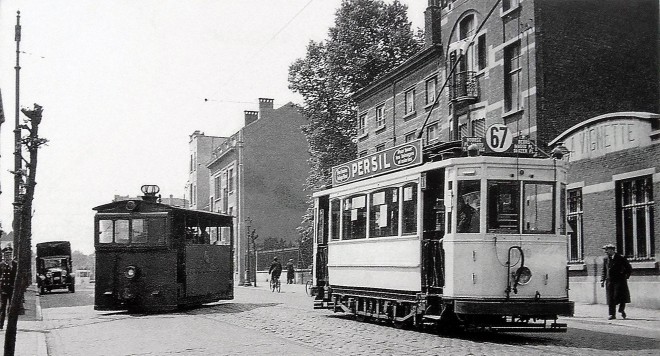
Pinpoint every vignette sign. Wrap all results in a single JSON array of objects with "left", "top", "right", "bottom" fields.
[{"left": 332, "top": 139, "right": 423, "bottom": 186}]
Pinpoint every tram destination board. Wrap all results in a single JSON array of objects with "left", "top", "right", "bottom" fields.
[
  {"left": 461, "top": 136, "right": 536, "bottom": 155},
  {"left": 332, "top": 139, "right": 423, "bottom": 186}
]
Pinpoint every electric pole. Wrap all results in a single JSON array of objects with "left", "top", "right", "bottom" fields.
[{"left": 13, "top": 11, "right": 23, "bottom": 252}]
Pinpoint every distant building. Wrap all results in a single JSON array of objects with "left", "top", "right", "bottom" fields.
[
  {"left": 185, "top": 131, "right": 226, "bottom": 210},
  {"left": 206, "top": 98, "right": 309, "bottom": 285}
]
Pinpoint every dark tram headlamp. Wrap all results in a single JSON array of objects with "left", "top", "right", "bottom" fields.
[
  {"left": 126, "top": 200, "right": 137, "bottom": 211},
  {"left": 515, "top": 266, "right": 532, "bottom": 285},
  {"left": 124, "top": 266, "right": 138, "bottom": 279}
]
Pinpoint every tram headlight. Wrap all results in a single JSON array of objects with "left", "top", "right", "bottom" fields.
[
  {"left": 124, "top": 266, "right": 137, "bottom": 279},
  {"left": 515, "top": 266, "right": 532, "bottom": 285}
]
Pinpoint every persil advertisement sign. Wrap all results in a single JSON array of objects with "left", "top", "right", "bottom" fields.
[{"left": 332, "top": 139, "right": 423, "bottom": 186}]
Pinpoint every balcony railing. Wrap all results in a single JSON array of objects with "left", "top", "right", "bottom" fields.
[{"left": 449, "top": 71, "right": 479, "bottom": 102}]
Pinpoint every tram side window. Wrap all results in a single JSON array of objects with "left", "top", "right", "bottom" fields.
[
  {"left": 370, "top": 188, "right": 399, "bottom": 237},
  {"left": 330, "top": 199, "right": 340, "bottom": 240},
  {"left": 457, "top": 180, "right": 480, "bottom": 233},
  {"left": 487, "top": 181, "right": 520, "bottom": 233},
  {"left": 402, "top": 183, "right": 418, "bottom": 234},
  {"left": 342, "top": 195, "right": 367, "bottom": 240},
  {"left": 523, "top": 182, "right": 555, "bottom": 233}
]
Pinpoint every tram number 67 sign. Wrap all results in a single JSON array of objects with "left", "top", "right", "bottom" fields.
[{"left": 486, "top": 124, "right": 513, "bottom": 153}]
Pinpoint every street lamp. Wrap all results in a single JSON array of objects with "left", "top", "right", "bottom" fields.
[{"left": 243, "top": 217, "right": 252, "bottom": 286}]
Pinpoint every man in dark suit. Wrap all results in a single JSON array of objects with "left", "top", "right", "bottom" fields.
[
  {"left": 0, "top": 247, "right": 17, "bottom": 329},
  {"left": 601, "top": 243, "right": 632, "bottom": 320}
]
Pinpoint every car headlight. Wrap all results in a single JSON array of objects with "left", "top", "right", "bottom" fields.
[
  {"left": 61, "top": 271, "right": 67, "bottom": 276},
  {"left": 124, "top": 266, "right": 137, "bottom": 279},
  {"left": 515, "top": 266, "right": 532, "bottom": 285},
  {"left": 46, "top": 272, "right": 52, "bottom": 278}
]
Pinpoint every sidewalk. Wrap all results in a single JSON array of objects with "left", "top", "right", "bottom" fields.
[
  {"left": 0, "top": 285, "right": 47, "bottom": 356},
  {"left": 567, "top": 301, "right": 660, "bottom": 338}
]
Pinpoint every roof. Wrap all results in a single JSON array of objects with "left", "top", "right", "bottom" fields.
[{"left": 93, "top": 200, "right": 234, "bottom": 226}]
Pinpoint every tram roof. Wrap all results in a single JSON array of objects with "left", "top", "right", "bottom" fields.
[{"left": 93, "top": 200, "right": 233, "bottom": 226}]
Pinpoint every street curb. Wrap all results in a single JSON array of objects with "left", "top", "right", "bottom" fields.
[
  {"left": 35, "top": 292, "right": 42, "bottom": 321},
  {"left": 36, "top": 332, "right": 48, "bottom": 356}
]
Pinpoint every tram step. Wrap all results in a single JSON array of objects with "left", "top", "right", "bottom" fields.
[
  {"left": 422, "top": 314, "right": 442, "bottom": 321},
  {"left": 488, "top": 323, "right": 568, "bottom": 333}
]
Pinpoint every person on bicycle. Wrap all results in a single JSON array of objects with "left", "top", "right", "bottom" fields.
[{"left": 268, "top": 257, "right": 282, "bottom": 284}]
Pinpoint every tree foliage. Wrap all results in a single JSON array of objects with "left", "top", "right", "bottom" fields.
[{"left": 289, "top": 0, "right": 423, "bottom": 240}]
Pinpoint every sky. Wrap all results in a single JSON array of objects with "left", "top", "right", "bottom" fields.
[{"left": 0, "top": 0, "right": 426, "bottom": 254}]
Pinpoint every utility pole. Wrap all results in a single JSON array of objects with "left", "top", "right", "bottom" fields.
[{"left": 13, "top": 11, "right": 23, "bottom": 252}]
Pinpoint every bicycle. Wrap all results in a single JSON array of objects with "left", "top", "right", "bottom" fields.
[{"left": 270, "top": 275, "right": 281, "bottom": 293}]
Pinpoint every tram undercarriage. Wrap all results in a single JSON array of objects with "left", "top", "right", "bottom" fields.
[{"left": 314, "top": 286, "right": 571, "bottom": 333}]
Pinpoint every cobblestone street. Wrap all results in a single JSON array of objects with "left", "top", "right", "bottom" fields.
[{"left": 36, "top": 284, "right": 659, "bottom": 356}]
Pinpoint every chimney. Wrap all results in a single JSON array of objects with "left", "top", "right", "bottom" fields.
[
  {"left": 258, "top": 98, "right": 274, "bottom": 117},
  {"left": 424, "top": 0, "right": 442, "bottom": 48},
  {"left": 244, "top": 110, "right": 258, "bottom": 126}
]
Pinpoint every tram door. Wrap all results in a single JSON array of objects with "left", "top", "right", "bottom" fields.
[
  {"left": 315, "top": 196, "right": 329, "bottom": 287},
  {"left": 422, "top": 169, "right": 445, "bottom": 293}
]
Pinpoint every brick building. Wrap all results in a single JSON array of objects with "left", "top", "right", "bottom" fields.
[
  {"left": 206, "top": 99, "right": 309, "bottom": 285},
  {"left": 550, "top": 113, "right": 660, "bottom": 308},
  {"left": 353, "top": 0, "right": 658, "bottom": 307},
  {"left": 354, "top": 0, "right": 657, "bottom": 153}
]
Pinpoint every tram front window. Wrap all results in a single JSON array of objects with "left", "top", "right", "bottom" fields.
[
  {"left": 98, "top": 218, "right": 166, "bottom": 245},
  {"left": 487, "top": 181, "right": 520, "bottom": 233},
  {"left": 457, "top": 180, "right": 480, "bottom": 233},
  {"left": 115, "top": 220, "right": 130, "bottom": 244},
  {"left": 523, "top": 182, "right": 555, "bottom": 233},
  {"left": 99, "top": 220, "right": 113, "bottom": 243}
]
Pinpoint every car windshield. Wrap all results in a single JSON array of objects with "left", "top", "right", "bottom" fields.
[{"left": 44, "top": 259, "right": 63, "bottom": 269}]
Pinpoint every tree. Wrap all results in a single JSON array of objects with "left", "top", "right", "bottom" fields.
[
  {"left": 289, "top": 0, "right": 422, "bottom": 240},
  {"left": 4, "top": 103, "right": 48, "bottom": 356}
]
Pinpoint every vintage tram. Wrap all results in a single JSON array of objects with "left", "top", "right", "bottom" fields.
[
  {"left": 311, "top": 133, "right": 574, "bottom": 332},
  {"left": 93, "top": 185, "right": 234, "bottom": 312}
]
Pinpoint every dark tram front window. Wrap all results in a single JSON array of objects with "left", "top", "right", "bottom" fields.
[
  {"left": 132, "top": 219, "right": 147, "bottom": 243},
  {"left": 523, "top": 182, "right": 555, "bottom": 233},
  {"left": 370, "top": 188, "right": 399, "bottom": 238},
  {"left": 342, "top": 194, "right": 366, "bottom": 240},
  {"left": 457, "top": 180, "right": 481, "bottom": 233},
  {"left": 98, "top": 218, "right": 166, "bottom": 245},
  {"left": 99, "top": 220, "right": 114, "bottom": 243},
  {"left": 487, "top": 181, "right": 520, "bottom": 233},
  {"left": 402, "top": 183, "right": 418, "bottom": 234},
  {"left": 330, "top": 199, "right": 340, "bottom": 241},
  {"left": 115, "top": 220, "right": 130, "bottom": 244}
]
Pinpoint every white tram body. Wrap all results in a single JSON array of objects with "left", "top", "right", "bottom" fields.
[{"left": 312, "top": 140, "right": 574, "bottom": 332}]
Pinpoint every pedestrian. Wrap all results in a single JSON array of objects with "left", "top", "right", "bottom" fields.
[
  {"left": 286, "top": 259, "right": 295, "bottom": 284},
  {"left": 0, "top": 247, "right": 17, "bottom": 329},
  {"left": 600, "top": 243, "right": 632, "bottom": 320}
]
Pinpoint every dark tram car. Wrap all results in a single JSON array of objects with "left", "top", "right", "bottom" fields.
[{"left": 93, "top": 185, "right": 234, "bottom": 312}]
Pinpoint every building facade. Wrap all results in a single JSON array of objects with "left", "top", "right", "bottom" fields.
[
  {"left": 355, "top": 0, "right": 658, "bottom": 153},
  {"left": 551, "top": 113, "right": 660, "bottom": 308},
  {"left": 353, "top": 0, "right": 658, "bottom": 307},
  {"left": 206, "top": 98, "right": 309, "bottom": 285},
  {"left": 185, "top": 131, "right": 226, "bottom": 211}
]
